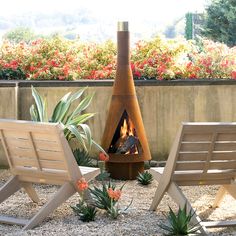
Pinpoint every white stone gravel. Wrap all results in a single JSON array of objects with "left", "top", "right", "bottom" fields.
[{"left": 0, "top": 169, "right": 236, "bottom": 235}]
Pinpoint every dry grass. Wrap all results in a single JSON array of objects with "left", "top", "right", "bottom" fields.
[{"left": 0, "top": 169, "right": 236, "bottom": 235}]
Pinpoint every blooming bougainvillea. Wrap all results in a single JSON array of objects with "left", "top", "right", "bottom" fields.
[{"left": 0, "top": 35, "right": 236, "bottom": 80}]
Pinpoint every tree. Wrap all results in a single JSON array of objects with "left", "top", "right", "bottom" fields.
[
  {"left": 201, "top": 0, "right": 236, "bottom": 47},
  {"left": 3, "top": 27, "right": 36, "bottom": 44},
  {"left": 185, "top": 13, "right": 193, "bottom": 40}
]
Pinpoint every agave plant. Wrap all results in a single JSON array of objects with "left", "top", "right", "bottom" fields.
[
  {"left": 71, "top": 201, "right": 97, "bottom": 222},
  {"left": 137, "top": 171, "right": 153, "bottom": 185},
  {"left": 73, "top": 148, "right": 94, "bottom": 167},
  {"left": 158, "top": 204, "right": 201, "bottom": 235},
  {"left": 30, "top": 86, "right": 104, "bottom": 153}
]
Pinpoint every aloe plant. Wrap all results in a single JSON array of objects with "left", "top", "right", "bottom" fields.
[
  {"left": 71, "top": 201, "right": 97, "bottom": 222},
  {"left": 89, "top": 180, "right": 119, "bottom": 211},
  {"left": 73, "top": 148, "right": 94, "bottom": 167},
  {"left": 30, "top": 86, "right": 104, "bottom": 153},
  {"left": 137, "top": 171, "right": 153, "bottom": 185},
  {"left": 158, "top": 204, "right": 201, "bottom": 235}
]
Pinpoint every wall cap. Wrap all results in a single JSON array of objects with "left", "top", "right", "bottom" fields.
[{"left": 0, "top": 79, "right": 236, "bottom": 87}]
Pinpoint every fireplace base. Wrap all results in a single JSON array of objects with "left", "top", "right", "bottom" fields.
[{"left": 106, "top": 162, "right": 144, "bottom": 180}]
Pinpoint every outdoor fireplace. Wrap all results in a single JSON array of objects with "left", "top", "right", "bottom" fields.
[
  {"left": 108, "top": 110, "right": 141, "bottom": 155},
  {"left": 101, "top": 22, "right": 151, "bottom": 180}
]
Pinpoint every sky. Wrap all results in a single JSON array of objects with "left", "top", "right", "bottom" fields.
[
  {"left": 0, "top": 0, "right": 209, "bottom": 41},
  {"left": 0, "top": 0, "right": 208, "bottom": 19}
]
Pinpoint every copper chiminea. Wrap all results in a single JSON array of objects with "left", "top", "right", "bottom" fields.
[{"left": 101, "top": 21, "right": 151, "bottom": 180}]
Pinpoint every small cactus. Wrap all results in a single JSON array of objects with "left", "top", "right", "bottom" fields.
[{"left": 137, "top": 171, "right": 153, "bottom": 185}]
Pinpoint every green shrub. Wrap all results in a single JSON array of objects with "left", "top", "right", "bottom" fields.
[{"left": 0, "top": 68, "right": 26, "bottom": 80}]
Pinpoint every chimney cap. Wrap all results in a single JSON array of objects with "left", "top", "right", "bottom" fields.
[{"left": 117, "top": 21, "right": 128, "bottom": 31}]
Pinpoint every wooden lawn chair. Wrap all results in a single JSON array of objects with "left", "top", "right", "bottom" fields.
[
  {"left": 0, "top": 119, "right": 100, "bottom": 230},
  {"left": 149, "top": 122, "right": 236, "bottom": 235}
]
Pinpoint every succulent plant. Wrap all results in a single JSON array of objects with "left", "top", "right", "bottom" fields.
[
  {"left": 89, "top": 180, "right": 121, "bottom": 211},
  {"left": 158, "top": 204, "right": 201, "bottom": 235},
  {"left": 71, "top": 201, "right": 97, "bottom": 222},
  {"left": 137, "top": 171, "right": 153, "bottom": 185},
  {"left": 73, "top": 148, "right": 94, "bottom": 167},
  {"left": 30, "top": 86, "right": 105, "bottom": 153}
]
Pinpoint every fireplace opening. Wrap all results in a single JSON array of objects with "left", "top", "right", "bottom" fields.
[{"left": 108, "top": 110, "right": 142, "bottom": 155}]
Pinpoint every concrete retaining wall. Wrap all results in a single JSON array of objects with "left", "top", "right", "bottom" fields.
[{"left": 1, "top": 80, "right": 236, "bottom": 167}]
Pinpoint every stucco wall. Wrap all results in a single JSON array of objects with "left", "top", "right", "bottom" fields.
[{"left": 1, "top": 80, "right": 236, "bottom": 166}]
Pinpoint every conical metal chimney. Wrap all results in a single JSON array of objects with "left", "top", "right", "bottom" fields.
[{"left": 101, "top": 22, "right": 151, "bottom": 180}]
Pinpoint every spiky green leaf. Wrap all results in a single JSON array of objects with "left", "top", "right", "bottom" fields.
[
  {"left": 66, "top": 124, "right": 87, "bottom": 151},
  {"left": 69, "top": 87, "right": 86, "bottom": 102},
  {"left": 31, "top": 86, "right": 46, "bottom": 122},
  {"left": 91, "top": 139, "right": 107, "bottom": 154},
  {"left": 67, "top": 113, "right": 95, "bottom": 126},
  {"left": 78, "top": 124, "right": 92, "bottom": 149},
  {"left": 73, "top": 148, "right": 94, "bottom": 167},
  {"left": 68, "top": 94, "right": 94, "bottom": 120},
  {"left": 50, "top": 92, "right": 72, "bottom": 122},
  {"left": 30, "top": 104, "right": 39, "bottom": 121},
  {"left": 159, "top": 204, "right": 201, "bottom": 235}
]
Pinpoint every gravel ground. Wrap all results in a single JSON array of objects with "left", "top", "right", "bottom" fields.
[{"left": 0, "top": 169, "right": 236, "bottom": 236}]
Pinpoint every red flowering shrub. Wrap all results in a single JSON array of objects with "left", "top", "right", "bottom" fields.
[
  {"left": 131, "top": 36, "right": 188, "bottom": 80},
  {"left": 23, "top": 37, "right": 80, "bottom": 80},
  {"left": 0, "top": 36, "right": 236, "bottom": 80},
  {"left": 183, "top": 40, "right": 236, "bottom": 79}
]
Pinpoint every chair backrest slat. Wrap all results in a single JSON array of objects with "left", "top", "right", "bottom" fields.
[
  {"left": 172, "top": 122, "right": 236, "bottom": 185},
  {"left": 27, "top": 132, "right": 42, "bottom": 171}
]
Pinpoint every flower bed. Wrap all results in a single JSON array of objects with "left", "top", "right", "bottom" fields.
[{"left": 0, "top": 36, "right": 236, "bottom": 80}]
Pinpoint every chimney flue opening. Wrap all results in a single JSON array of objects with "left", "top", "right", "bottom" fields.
[{"left": 117, "top": 21, "right": 129, "bottom": 31}]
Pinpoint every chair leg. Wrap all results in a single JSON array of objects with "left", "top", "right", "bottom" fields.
[
  {"left": 21, "top": 182, "right": 40, "bottom": 203},
  {"left": 149, "top": 182, "right": 169, "bottom": 211},
  {"left": 224, "top": 184, "right": 236, "bottom": 200},
  {"left": 23, "top": 182, "right": 76, "bottom": 230},
  {"left": 167, "top": 182, "right": 208, "bottom": 235},
  {"left": 212, "top": 186, "right": 227, "bottom": 208},
  {"left": 0, "top": 176, "right": 21, "bottom": 204}
]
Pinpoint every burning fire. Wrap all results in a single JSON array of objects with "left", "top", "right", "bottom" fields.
[
  {"left": 120, "top": 119, "right": 135, "bottom": 138},
  {"left": 117, "top": 118, "right": 138, "bottom": 154}
]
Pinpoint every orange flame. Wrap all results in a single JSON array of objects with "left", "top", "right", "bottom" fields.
[
  {"left": 120, "top": 119, "right": 128, "bottom": 138},
  {"left": 120, "top": 118, "right": 135, "bottom": 137},
  {"left": 119, "top": 118, "right": 138, "bottom": 154}
]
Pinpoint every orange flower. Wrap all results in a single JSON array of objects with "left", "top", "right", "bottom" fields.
[
  {"left": 107, "top": 188, "right": 121, "bottom": 201},
  {"left": 99, "top": 152, "right": 109, "bottom": 162},
  {"left": 76, "top": 178, "right": 88, "bottom": 191}
]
